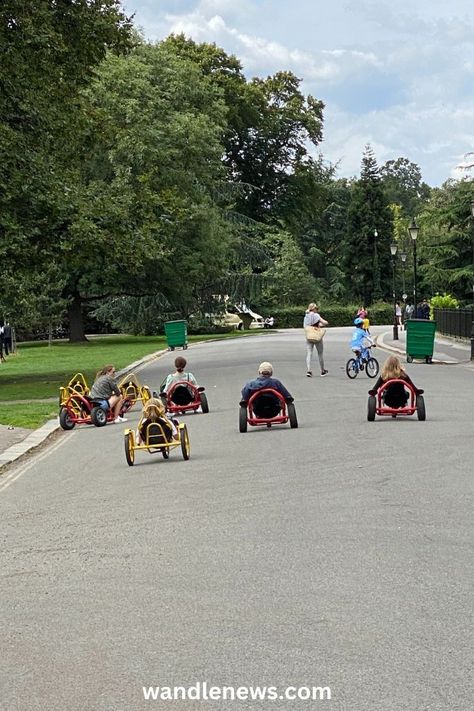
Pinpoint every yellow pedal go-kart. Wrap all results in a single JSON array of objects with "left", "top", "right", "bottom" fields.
[
  {"left": 117, "top": 372, "right": 152, "bottom": 412},
  {"left": 124, "top": 420, "right": 190, "bottom": 466}
]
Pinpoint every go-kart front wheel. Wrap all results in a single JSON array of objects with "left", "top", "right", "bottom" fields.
[
  {"left": 162, "top": 447, "right": 170, "bottom": 459},
  {"left": 91, "top": 406, "right": 107, "bottom": 427},
  {"left": 199, "top": 392, "right": 209, "bottom": 414},
  {"left": 346, "top": 358, "right": 358, "bottom": 379},
  {"left": 287, "top": 402, "right": 298, "bottom": 428},
  {"left": 367, "top": 396, "right": 376, "bottom": 421},
  {"left": 180, "top": 425, "right": 190, "bottom": 460},
  {"left": 416, "top": 395, "right": 426, "bottom": 421},
  {"left": 124, "top": 432, "right": 135, "bottom": 466},
  {"left": 239, "top": 406, "right": 248, "bottom": 433},
  {"left": 59, "top": 407, "right": 75, "bottom": 430},
  {"left": 366, "top": 357, "right": 379, "bottom": 378}
]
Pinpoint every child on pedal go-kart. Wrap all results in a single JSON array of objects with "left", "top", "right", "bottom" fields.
[
  {"left": 137, "top": 398, "right": 178, "bottom": 444},
  {"left": 368, "top": 356, "right": 424, "bottom": 408}
]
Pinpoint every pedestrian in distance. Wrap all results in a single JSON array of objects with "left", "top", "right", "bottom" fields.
[
  {"left": 90, "top": 365, "right": 127, "bottom": 423},
  {"left": 3, "top": 322, "right": 12, "bottom": 355},
  {"left": 303, "top": 302, "right": 329, "bottom": 377}
]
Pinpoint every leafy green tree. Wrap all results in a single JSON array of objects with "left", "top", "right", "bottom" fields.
[
  {"left": 380, "top": 157, "right": 431, "bottom": 217},
  {"left": 343, "top": 146, "right": 393, "bottom": 304},
  {"left": 418, "top": 179, "right": 474, "bottom": 302}
]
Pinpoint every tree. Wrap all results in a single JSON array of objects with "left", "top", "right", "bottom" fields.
[
  {"left": 343, "top": 146, "right": 393, "bottom": 304},
  {"left": 380, "top": 157, "right": 431, "bottom": 217},
  {"left": 418, "top": 179, "right": 474, "bottom": 302}
]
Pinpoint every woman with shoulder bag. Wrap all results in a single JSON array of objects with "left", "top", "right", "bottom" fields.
[{"left": 303, "top": 303, "right": 328, "bottom": 377}]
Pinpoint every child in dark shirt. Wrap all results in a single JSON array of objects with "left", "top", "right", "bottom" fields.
[{"left": 369, "top": 356, "right": 423, "bottom": 408}]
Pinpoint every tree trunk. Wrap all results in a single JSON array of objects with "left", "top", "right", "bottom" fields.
[{"left": 68, "top": 294, "right": 88, "bottom": 342}]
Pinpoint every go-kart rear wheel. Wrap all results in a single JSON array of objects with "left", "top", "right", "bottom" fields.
[
  {"left": 416, "top": 394, "right": 426, "bottom": 421},
  {"left": 346, "top": 358, "right": 358, "bottom": 379},
  {"left": 180, "top": 425, "right": 190, "bottom": 460},
  {"left": 59, "top": 407, "right": 76, "bottom": 430},
  {"left": 239, "top": 406, "right": 248, "bottom": 433},
  {"left": 367, "top": 395, "right": 376, "bottom": 421},
  {"left": 366, "top": 357, "right": 379, "bottom": 378},
  {"left": 124, "top": 432, "right": 135, "bottom": 466},
  {"left": 200, "top": 392, "right": 209, "bottom": 413},
  {"left": 287, "top": 402, "right": 298, "bottom": 428},
  {"left": 162, "top": 447, "right": 170, "bottom": 459},
  {"left": 91, "top": 406, "right": 107, "bottom": 427}
]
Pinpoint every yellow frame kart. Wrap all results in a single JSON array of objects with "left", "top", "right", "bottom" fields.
[
  {"left": 124, "top": 420, "right": 190, "bottom": 466},
  {"left": 117, "top": 372, "right": 152, "bottom": 411},
  {"left": 59, "top": 372, "right": 90, "bottom": 407}
]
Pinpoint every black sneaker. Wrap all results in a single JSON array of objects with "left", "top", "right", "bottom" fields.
[
  {"left": 306, "top": 371, "right": 312, "bottom": 377},
  {"left": 320, "top": 370, "right": 328, "bottom": 377}
]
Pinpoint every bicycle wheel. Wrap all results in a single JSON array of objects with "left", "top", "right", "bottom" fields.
[
  {"left": 365, "top": 357, "right": 379, "bottom": 378},
  {"left": 345, "top": 358, "right": 359, "bottom": 379}
]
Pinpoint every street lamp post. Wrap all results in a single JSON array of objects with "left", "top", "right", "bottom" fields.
[
  {"left": 408, "top": 218, "right": 419, "bottom": 315},
  {"left": 390, "top": 242, "right": 398, "bottom": 340},
  {"left": 400, "top": 250, "right": 407, "bottom": 296}
]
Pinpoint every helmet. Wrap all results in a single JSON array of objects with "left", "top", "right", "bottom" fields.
[{"left": 354, "top": 317, "right": 364, "bottom": 325}]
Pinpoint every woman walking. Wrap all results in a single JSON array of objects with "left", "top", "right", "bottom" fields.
[{"left": 303, "top": 303, "right": 328, "bottom": 377}]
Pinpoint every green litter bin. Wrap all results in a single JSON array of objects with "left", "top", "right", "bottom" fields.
[
  {"left": 164, "top": 320, "right": 188, "bottom": 351},
  {"left": 406, "top": 319, "right": 436, "bottom": 363}
]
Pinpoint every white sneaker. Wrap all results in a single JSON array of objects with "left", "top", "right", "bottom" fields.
[{"left": 114, "top": 416, "right": 127, "bottom": 423}]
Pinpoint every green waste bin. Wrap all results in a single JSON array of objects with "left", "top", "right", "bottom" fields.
[
  {"left": 164, "top": 320, "right": 188, "bottom": 351},
  {"left": 406, "top": 319, "right": 436, "bottom": 363}
]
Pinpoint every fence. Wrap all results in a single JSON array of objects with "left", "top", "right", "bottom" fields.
[{"left": 433, "top": 308, "right": 474, "bottom": 338}]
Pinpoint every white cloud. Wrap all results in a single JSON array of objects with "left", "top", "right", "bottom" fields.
[{"left": 123, "top": 0, "right": 474, "bottom": 185}]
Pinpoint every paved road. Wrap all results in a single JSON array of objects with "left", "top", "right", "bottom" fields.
[{"left": 1, "top": 328, "right": 473, "bottom": 710}]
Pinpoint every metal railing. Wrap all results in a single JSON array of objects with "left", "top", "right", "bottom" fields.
[{"left": 433, "top": 308, "right": 473, "bottom": 338}]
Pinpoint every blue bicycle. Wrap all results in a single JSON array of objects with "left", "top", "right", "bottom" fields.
[{"left": 346, "top": 345, "right": 379, "bottom": 379}]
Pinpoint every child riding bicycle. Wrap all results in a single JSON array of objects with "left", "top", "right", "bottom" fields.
[{"left": 350, "top": 318, "right": 374, "bottom": 367}]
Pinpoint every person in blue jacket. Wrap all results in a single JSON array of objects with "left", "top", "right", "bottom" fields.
[
  {"left": 241, "top": 362, "right": 293, "bottom": 418},
  {"left": 350, "top": 318, "right": 374, "bottom": 360}
]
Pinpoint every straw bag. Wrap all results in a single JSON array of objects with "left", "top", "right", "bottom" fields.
[{"left": 305, "top": 325, "right": 326, "bottom": 342}]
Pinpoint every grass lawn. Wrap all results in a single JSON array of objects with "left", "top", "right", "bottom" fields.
[{"left": 0, "top": 331, "right": 265, "bottom": 428}]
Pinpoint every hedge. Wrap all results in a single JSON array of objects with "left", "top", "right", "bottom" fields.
[{"left": 268, "top": 303, "right": 393, "bottom": 328}]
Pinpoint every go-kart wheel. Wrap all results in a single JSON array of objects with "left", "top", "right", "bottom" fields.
[
  {"left": 346, "top": 358, "right": 358, "bottom": 379},
  {"left": 367, "top": 396, "right": 376, "bottom": 421},
  {"left": 180, "top": 425, "right": 190, "bottom": 460},
  {"left": 59, "top": 407, "right": 75, "bottom": 430},
  {"left": 199, "top": 392, "right": 209, "bottom": 414},
  {"left": 91, "top": 406, "right": 107, "bottom": 427},
  {"left": 287, "top": 402, "right": 298, "bottom": 428},
  {"left": 366, "top": 357, "right": 379, "bottom": 378},
  {"left": 406, "top": 355, "right": 413, "bottom": 363},
  {"left": 416, "top": 394, "right": 426, "bottom": 421},
  {"left": 183, "top": 344, "right": 188, "bottom": 350},
  {"left": 239, "top": 406, "right": 248, "bottom": 433},
  {"left": 124, "top": 432, "right": 135, "bottom": 466},
  {"left": 162, "top": 447, "right": 170, "bottom": 459}
]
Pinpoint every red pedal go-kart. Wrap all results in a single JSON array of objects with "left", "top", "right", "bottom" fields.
[
  {"left": 367, "top": 379, "right": 426, "bottom": 422},
  {"left": 239, "top": 388, "right": 298, "bottom": 433},
  {"left": 59, "top": 390, "right": 129, "bottom": 430},
  {"left": 160, "top": 381, "right": 209, "bottom": 415}
]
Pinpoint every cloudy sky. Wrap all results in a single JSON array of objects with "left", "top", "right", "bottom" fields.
[{"left": 122, "top": 0, "right": 474, "bottom": 186}]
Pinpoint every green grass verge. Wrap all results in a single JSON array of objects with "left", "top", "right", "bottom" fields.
[
  {"left": 0, "top": 331, "right": 264, "bottom": 428},
  {"left": 0, "top": 402, "right": 59, "bottom": 430}
]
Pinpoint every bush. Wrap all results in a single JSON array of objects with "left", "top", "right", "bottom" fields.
[
  {"left": 269, "top": 303, "right": 393, "bottom": 328},
  {"left": 429, "top": 293, "right": 460, "bottom": 310}
]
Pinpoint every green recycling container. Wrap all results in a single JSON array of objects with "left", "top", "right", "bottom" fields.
[
  {"left": 406, "top": 319, "right": 436, "bottom": 363},
  {"left": 164, "top": 320, "right": 188, "bottom": 351}
]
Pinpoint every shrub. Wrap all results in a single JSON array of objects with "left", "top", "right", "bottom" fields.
[{"left": 269, "top": 303, "right": 393, "bottom": 328}]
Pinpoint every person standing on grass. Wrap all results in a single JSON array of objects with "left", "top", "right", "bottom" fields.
[
  {"left": 303, "top": 302, "right": 328, "bottom": 378},
  {"left": 90, "top": 365, "right": 127, "bottom": 423}
]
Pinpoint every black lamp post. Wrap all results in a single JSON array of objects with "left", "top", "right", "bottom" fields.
[
  {"left": 471, "top": 200, "right": 474, "bottom": 308},
  {"left": 390, "top": 242, "right": 398, "bottom": 340},
  {"left": 400, "top": 250, "right": 407, "bottom": 296},
  {"left": 408, "top": 218, "right": 419, "bottom": 315}
]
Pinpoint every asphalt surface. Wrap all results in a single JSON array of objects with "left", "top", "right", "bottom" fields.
[{"left": 1, "top": 327, "right": 473, "bottom": 711}]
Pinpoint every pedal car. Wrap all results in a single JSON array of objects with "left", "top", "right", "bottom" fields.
[
  {"left": 239, "top": 388, "right": 298, "bottom": 433},
  {"left": 367, "top": 379, "right": 426, "bottom": 421},
  {"left": 124, "top": 420, "right": 190, "bottom": 466},
  {"left": 117, "top": 372, "right": 152, "bottom": 414},
  {"left": 160, "top": 381, "right": 209, "bottom": 415}
]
